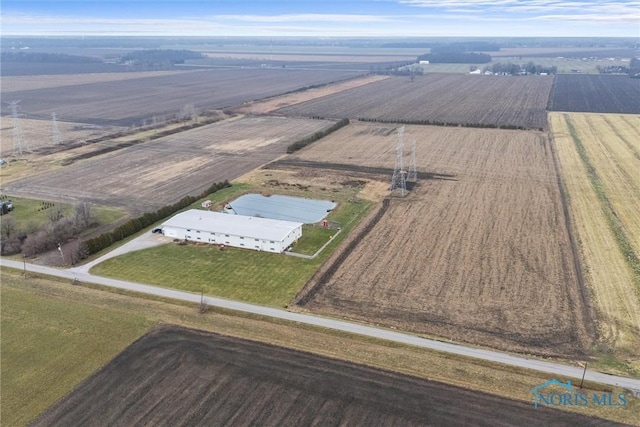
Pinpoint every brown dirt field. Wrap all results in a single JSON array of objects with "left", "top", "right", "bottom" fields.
[
  {"left": 3, "top": 116, "right": 333, "bottom": 213},
  {"left": 294, "top": 123, "right": 595, "bottom": 357},
  {"left": 0, "top": 70, "right": 196, "bottom": 93},
  {"left": 2, "top": 68, "right": 362, "bottom": 127},
  {"left": 31, "top": 325, "right": 621, "bottom": 427},
  {"left": 235, "top": 75, "right": 389, "bottom": 115},
  {"left": 276, "top": 74, "right": 553, "bottom": 130}
]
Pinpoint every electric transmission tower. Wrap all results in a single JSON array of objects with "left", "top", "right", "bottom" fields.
[
  {"left": 390, "top": 126, "right": 407, "bottom": 196},
  {"left": 51, "top": 112, "right": 63, "bottom": 146},
  {"left": 407, "top": 139, "right": 417, "bottom": 182},
  {"left": 8, "top": 100, "right": 28, "bottom": 155}
]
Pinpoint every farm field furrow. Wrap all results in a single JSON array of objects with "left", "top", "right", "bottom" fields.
[
  {"left": 551, "top": 113, "right": 640, "bottom": 359},
  {"left": 276, "top": 74, "right": 553, "bottom": 130},
  {"left": 31, "top": 325, "right": 616, "bottom": 427},
  {"left": 294, "top": 123, "right": 593, "bottom": 356},
  {"left": 1, "top": 68, "right": 363, "bottom": 127},
  {"left": 4, "top": 116, "right": 333, "bottom": 213},
  {"left": 0, "top": 69, "right": 197, "bottom": 93},
  {"left": 548, "top": 75, "right": 640, "bottom": 114}
]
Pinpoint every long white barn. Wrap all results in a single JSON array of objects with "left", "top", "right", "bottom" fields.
[{"left": 161, "top": 210, "right": 302, "bottom": 253}]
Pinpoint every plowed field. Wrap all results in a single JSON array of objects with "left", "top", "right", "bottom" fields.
[
  {"left": 31, "top": 326, "right": 615, "bottom": 427},
  {"left": 4, "top": 116, "right": 333, "bottom": 213},
  {"left": 295, "top": 123, "right": 594, "bottom": 356},
  {"left": 276, "top": 74, "right": 553, "bottom": 130}
]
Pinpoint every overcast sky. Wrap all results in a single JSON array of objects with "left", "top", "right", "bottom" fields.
[{"left": 2, "top": 0, "right": 639, "bottom": 37}]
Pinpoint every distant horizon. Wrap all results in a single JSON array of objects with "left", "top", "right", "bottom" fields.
[{"left": 2, "top": 1, "right": 639, "bottom": 38}]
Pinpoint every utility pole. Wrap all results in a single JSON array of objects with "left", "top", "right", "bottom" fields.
[
  {"left": 390, "top": 126, "right": 407, "bottom": 196},
  {"left": 579, "top": 361, "right": 588, "bottom": 388}
]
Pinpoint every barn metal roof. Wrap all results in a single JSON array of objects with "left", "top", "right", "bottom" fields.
[{"left": 162, "top": 209, "right": 302, "bottom": 242}]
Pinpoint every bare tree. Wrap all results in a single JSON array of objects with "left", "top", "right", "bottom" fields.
[
  {"left": 48, "top": 205, "right": 64, "bottom": 222},
  {"left": 74, "top": 201, "right": 93, "bottom": 229},
  {"left": 0, "top": 216, "right": 16, "bottom": 239},
  {"left": 180, "top": 104, "right": 198, "bottom": 123}
]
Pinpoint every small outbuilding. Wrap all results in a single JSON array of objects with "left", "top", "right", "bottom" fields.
[{"left": 161, "top": 209, "right": 302, "bottom": 253}]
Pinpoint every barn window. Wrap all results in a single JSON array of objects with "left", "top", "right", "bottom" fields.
[
  {"left": 240, "top": 236, "right": 244, "bottom": 240},
  {"left": 270, "top": 241, "right": 275, "bottom": 244},
  {"left": 255, "top": 246, "right": 260, "bottom": 249},
  {"left": 225, "top": 234, "right": 229, "bottom": 237},
  {"left": 196, "top": 230, "right": 200, "bottom": 234},
  {"left": 240, "top": 243, "right": 244, "bottom": 246},
  {"left": 270, "top": 248, "right": 275, "bottom": 251},
  {"left": 255, "top": 238, "right": 259, "bottom": 242}
]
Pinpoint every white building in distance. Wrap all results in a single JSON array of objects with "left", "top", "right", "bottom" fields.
[{"left": 161, "top": 209, "right": 302, "bottom": 253}]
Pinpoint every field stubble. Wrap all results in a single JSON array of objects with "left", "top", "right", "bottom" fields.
[{"left": 551, "top": 112, "right": 640, "bottom": 365}]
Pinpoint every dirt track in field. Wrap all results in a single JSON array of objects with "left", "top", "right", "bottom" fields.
[
  {"left": 4, "top": 116, "right": 332, "bottom": 213},
  {"left": 294, "top": 123, "right": 595, "bottom": 357},
  {"left": 31, "top": 325, "right": 620, "bottom": 427}
]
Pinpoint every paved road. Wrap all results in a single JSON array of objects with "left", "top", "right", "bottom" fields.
[{"left": 3, "top": 257, "right": 640, "bottom": 394}]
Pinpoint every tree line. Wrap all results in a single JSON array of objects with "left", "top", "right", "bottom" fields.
[
  {"left": 83, "top": 180, "right": 230, "bottom": 257},
  {"left": 287, "top": 119, "right": 350, "bottom": 153},
  {"left": 484, "top": 62, "right": 557, "bottom": 75},
  {"left": 1, "top": 51, "right": 102, "bottom": 63},
  {"left": 417, "top": 52, "right": 492, "bottom": 64},
  {"left": 118, "top": 49, "right": 204, "bottom": 67}
]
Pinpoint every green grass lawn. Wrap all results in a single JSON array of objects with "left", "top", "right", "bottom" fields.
[
  {"left": 292, "top": 225, "right": 336, "bottom": 255},
  {"left": 1, "top": 280, "right": 150, "bottom": 426},
  {"left": 91, "top": 195, "right": 373, "bottom": 307}
]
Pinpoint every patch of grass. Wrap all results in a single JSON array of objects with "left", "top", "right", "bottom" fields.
[
  {"left": 91, "top": 195, "right": 372, "bottom": 307},
  {"left": 0, "top": 281, "right": 150, "bottom": 427},
  {"left": 93, "top": 244, "right": 317, "bottom": 306},
  {"left": 292, "top": 224, "right": 335, "bottom": 255}
]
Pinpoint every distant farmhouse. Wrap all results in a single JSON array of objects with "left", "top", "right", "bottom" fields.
[{"left": 161, "top": 210, "right": 302, "bottom": 253}]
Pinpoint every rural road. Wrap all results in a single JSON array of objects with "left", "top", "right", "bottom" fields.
[{"left": 3, "top": 257, "right": 640, "bottom": 395}]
